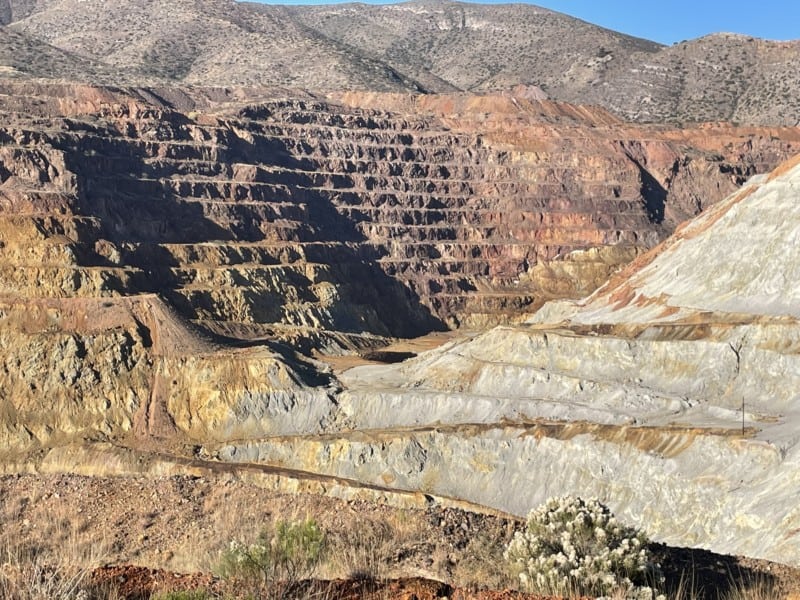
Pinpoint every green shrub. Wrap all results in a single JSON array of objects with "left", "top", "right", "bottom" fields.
[
  {"left": 504, "top": 496, "right": 664, "bottom": 598},
  {"left": 216, "top": 518, "right": 325, "bottom": 600}
]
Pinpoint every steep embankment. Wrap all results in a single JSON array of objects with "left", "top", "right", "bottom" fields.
[
  {"left": 0, "top": 294, "right": 337, "bottom": 455},
  {"left": 211, "top": 156, "right": 800, "bottom": 565}
]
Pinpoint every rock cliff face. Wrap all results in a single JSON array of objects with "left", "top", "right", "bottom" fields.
[
  {"left": 1, "top": 82, "right": 796, "bottom": 335},
  {"left": 0, "top": 295, "right": 337, "bottom": 454},
  {"left": 238, "top": 156, "right": 799, "bottom": 565},
  {"left": 2, "top": 81, "right": 800, "bottom": 564}
]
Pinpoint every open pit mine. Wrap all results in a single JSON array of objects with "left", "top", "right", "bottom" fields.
[{"left": 2, "top": 79, "right": 800, "bottom": 575}]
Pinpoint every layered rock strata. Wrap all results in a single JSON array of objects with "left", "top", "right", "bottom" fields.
[
  {"left": 212, "top": 157, "right": 800, "bottom": 565},
  {"left": 1, "top": 82, "right": 796, "bottom": 334},
  {"left": 2, "top": 82, "right": 800, "bottom": 564}
]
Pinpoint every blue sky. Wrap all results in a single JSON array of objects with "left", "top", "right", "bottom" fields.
[{"left": 245, "top": 0, "right": 800, "bottom": 45}]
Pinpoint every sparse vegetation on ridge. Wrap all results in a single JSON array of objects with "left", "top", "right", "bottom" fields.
[{"left": 0, "top": 0, "right": 798, "bottom": 124}]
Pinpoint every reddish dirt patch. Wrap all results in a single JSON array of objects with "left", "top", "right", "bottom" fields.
[
  {"left": 327, "top": 577, "right": 572, "bottom": 599},
  {"left": 91, "top": 568, "right": 573, "bottom": 600},
  {"left": 91, "top": 566, "right": 218, "bottom": 599}
]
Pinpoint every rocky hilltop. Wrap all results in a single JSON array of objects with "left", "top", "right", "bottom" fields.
[{"left": 0, "top": 0, "right": 798, "bottom": 124}]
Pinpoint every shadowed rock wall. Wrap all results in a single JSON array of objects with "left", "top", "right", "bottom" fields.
[{"left": 1, "top": 83, "right": 796, "bottom": 335}]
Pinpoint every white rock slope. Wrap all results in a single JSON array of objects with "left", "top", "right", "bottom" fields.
[{"left": 214, "top": 155, "right": 800, "bottom": 565}]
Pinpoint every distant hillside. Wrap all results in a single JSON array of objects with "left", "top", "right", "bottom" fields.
[
  {"left": 0, "top": 25, "right": 124, "bottom": 81},
  {"left": 285, "top": 3, "right": 656, "bottom": 92},
  {"left": 0, "top": 0, "right": 798, "bottom": 125}
]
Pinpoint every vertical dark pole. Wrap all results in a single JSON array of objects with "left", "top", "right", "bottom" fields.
[{"left": 742, "top": 396, "right": 745, "bottom": 436}]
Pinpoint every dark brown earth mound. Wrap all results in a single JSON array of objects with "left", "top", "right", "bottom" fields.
[{"left": 89, "top": 568, "right": 555, "bottom": 600}]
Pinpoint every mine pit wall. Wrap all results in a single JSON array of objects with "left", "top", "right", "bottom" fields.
[
  {"left": 152, "top": 353, "right": 336, "bottom": 443},
  {"left": 0, "top": 298, "right": 336, "bottom": 453},
  {"left": 0, "top": 300, "right": 150, "bottom": 452},
  {"left": 2, "top": 84, "right": 800, "bottom": 565},
  {"left": 383, "top": 325, "right": 800, "bottom": 418},
  {"left": 206, "top": 317, "right": 800, "bottom": 565},
  {"left": 1, "top": 83, "right": 798, "bottom": 339},
  {"left": 213, "top": 424, "right": 800, "bottom": 566}
]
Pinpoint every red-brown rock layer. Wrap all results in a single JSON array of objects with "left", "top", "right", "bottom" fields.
[{"left": 1, "top": 82, "right": 797, "bottom": 338}]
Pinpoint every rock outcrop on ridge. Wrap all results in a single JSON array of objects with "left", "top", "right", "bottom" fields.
[{"left": 212, "top": 156, "right": 800, "bottom": 565}]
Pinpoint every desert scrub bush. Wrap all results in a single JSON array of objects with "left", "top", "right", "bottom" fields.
[
  {"left": 216, "top": 518, "right": 325, "bottom": 599},
  {"left": 504, "top": 496, "right": 664, "bottom": 599}
]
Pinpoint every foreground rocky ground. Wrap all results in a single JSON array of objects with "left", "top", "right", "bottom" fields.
[{"left": 2, "top": 473, "right": 799, "bottom": 599}]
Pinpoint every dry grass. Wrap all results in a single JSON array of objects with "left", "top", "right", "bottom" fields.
[
  {"left": 721, "top": 576, "right": 782, "bottom": 600},
  {"left": 327, "top": 518, "right": 396, "bottom": 581},
  {"left": 0, "top": 488, "right": 112, "bottom": 599},
  {"left": 666, "top": 571, "right": 786, "bottom": 600},
  {"left": 0, "top": 538, "right": 790, "bottom": 600},
  {"left": 323, "top": 508, "right": 430, "bottom": 582},
  {"left": 0, "top": 543, "right": 116, "bottom": 600},
  {"left": 0, "top": 545, "right": 86, "bottom": 600},
  {"left": 450, "top": 530, "right": 515, "bottom": 592}
]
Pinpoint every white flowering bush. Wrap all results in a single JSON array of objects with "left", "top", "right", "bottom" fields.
[
  {"left": 216, "top": 518, "right": 325, "bottom": 599},
  {"left": 504, "top": 496, "right": 664, "bottom": 598}
]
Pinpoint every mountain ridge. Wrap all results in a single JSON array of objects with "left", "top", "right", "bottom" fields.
[{"left": 0, "top": 0, "right": 797, "bottom": 124}]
